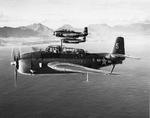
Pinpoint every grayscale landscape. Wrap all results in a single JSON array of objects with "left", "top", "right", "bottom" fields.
[
  {"left": 0, "top": 23, "right": 149, "bottom": 118},
  {"left": 0, "top": 0, "right": 150, "bottom": 117}
]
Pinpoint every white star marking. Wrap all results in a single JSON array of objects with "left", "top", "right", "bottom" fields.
[{"left": 102, "top": 58, "right": 107, "bottom": 65}]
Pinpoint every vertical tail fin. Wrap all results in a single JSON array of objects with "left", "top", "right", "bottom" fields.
[
  {"left": 112, "top": 37, "right": 125, "bottom": 54},
  {"left": 84, "top": 27, "right": 88, "bottom": 36},
  {"left": 83, "top": 36, "right": 86, "bottom": 42}
]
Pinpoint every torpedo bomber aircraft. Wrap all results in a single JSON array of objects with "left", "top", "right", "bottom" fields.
[
  {"left": 53, "top": 27, "right": 88, "bottom": 44},
  {"left": 11, "top": 37, "right": 138, "bottom": 86}
]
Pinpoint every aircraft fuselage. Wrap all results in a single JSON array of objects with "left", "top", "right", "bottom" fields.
[
  {"left": 18, "top": 51, "right": 124, "bottom": 75},
  {"left": 54, "top": 31, "right": 86, "bottom": 38}
]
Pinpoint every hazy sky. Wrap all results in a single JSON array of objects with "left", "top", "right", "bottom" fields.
[{"left": 0, "top": 0, "right": 150, "bottom": 29}]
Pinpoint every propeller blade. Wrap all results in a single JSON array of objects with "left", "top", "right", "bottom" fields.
[
  {"left": 11, "top": 47, "right": 14, "bottom": 60},
  {"left": 11, "top": 48, "right": 16, "bottom": 61},
  {"left": 11, "top": 48, "right": 20, "bottom": 87},
  {"left": 14, "top": 67, "right": 18, "bottom": 87}
]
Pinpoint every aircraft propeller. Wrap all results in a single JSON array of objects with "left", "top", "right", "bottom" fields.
[{"left": 11, "top": 48, "right": 20, "bottom": 87}]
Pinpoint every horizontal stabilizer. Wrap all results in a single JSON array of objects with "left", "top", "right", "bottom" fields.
[{"left": 111, "top": 54, "right": 140, "bottom": 60}]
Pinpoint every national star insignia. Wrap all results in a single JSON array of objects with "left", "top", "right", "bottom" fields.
[{"left": 102, "top": 58, "right": 107, "bottom": 65}]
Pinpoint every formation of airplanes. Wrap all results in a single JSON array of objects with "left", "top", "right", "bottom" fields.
[
  {"left": 53, "top": 27, "right": 88, "bottom": 44},
  {"left": 11, "top": 26, "right": 139, "bottom": 87}
]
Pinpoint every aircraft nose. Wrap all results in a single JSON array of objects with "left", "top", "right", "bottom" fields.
[{"left": 17, "top": 59, "right": 31, "bottom": 74}]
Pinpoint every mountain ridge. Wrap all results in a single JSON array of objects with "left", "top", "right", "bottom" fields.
[
  {"left": 0, "top": 22, "right": 150, "bottom": 38},
  {"left": 0, "top": 23, "right": 53, "bottom": 38}
]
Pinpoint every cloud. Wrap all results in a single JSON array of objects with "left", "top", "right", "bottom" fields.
[
  {"left": 0, "top": 0, "right": 150, "bottom": 28},
  {"left": 0, "top": 13, "right": 36, "bottom": 27}
]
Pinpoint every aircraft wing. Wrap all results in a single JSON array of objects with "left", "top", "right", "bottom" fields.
[
  {"left": 62, "top": 37, "right": 77, "bottom": 39},
  {"left": 47, "top": 62, "right": 110, "bottom": 74}
]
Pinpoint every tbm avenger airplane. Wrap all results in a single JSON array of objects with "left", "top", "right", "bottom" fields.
[
  {"left": 53, "top": 27, "right": 88, "bottom": 44},
  {"left": 11, "top": 37, "right": 138, "bottom": 87}
]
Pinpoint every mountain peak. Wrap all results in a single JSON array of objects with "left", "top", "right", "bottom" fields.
[
  {"left": 26, "top": 23, "right": 49, "bottom": 31},
  {"left": 25, "top": 23, "right": 53, "bottom": 36},
  {"left": 57, "top": 24, "right": 74, "bottom": 30}
]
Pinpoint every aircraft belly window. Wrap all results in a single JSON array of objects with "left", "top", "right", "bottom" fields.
[
  {"left": 92, "top": 58, "right": 95, "bottom": 62},
  {"left": 39, "top": 63, "right": 42, "bottom": 68},
  {"left": 97, "top": 59, "right": 101, "bottom": 62}
]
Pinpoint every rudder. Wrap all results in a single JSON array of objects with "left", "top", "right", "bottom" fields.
[
  {"left": 84, "top": 27, "right": 88, "bottom": 36},
  {"left": 112, "top": 37, "right": 125, "bottom": 54}
]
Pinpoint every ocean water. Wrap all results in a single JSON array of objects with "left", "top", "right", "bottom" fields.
[{"left": 0, "top": 36, "right": 149, "bottom": 118}]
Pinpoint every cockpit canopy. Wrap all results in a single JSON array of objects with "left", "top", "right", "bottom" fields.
[{"left": 45, "top": 45, "right": 85, "bottom": 54}]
